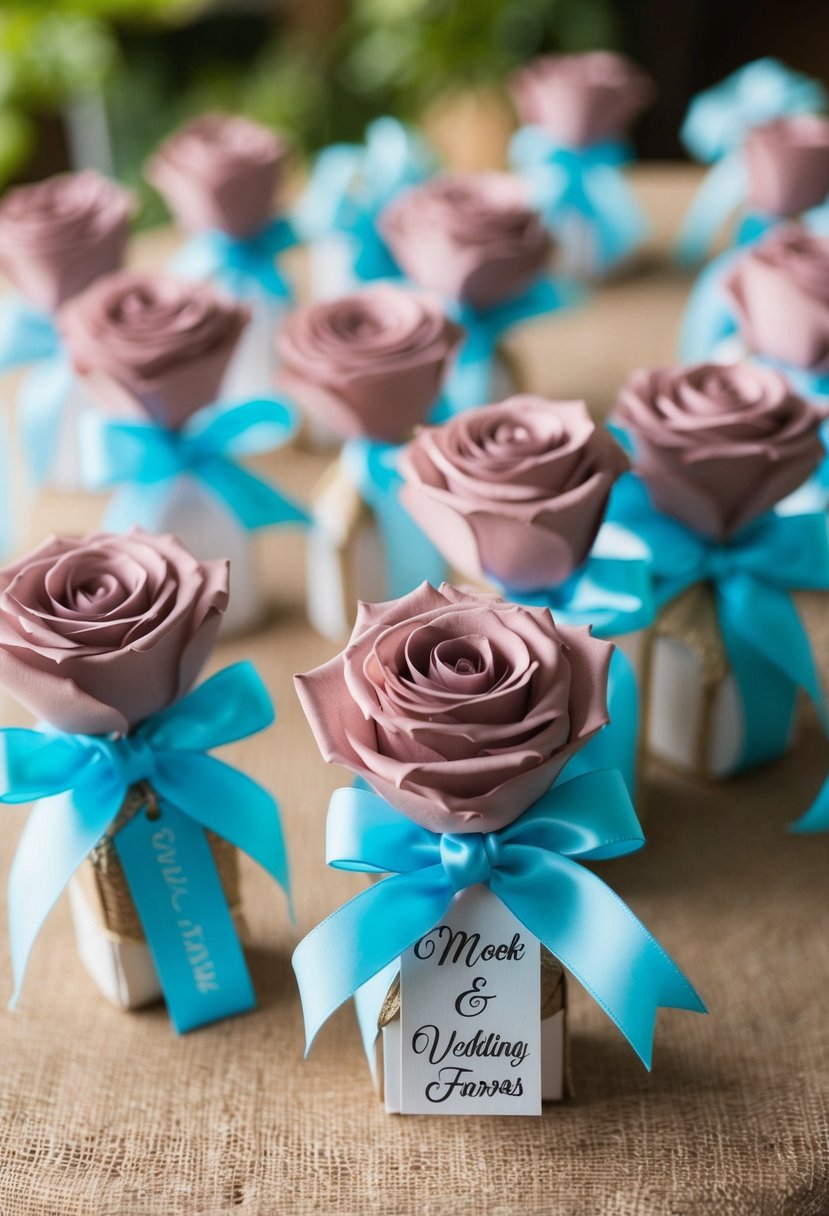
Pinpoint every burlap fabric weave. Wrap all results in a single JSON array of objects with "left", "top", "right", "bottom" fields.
[{"left": 0, "top": 176, "right": 826, "bottom": 1215}]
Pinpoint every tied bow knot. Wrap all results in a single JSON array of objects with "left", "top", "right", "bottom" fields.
[
  {"left": 293, "top": 771, "right": 705, "bottom": 1069},
  {"left": 170, "top": 217, "right": 298, "bottom": 300},
  {"left": 81, "top": 397, "right": 310, "bottom": 532},
  {"left": 92, "top": 733, "right": 158, "bottom": 791},
  {"left": 439, "top": 832, "right": 498, "bottom": 891},
  {"left": 1, "top": 662, "right": 291, "bottom": 1007}
]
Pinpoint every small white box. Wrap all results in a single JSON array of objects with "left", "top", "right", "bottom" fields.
[{"left": 222, "top": 295, "right": 287, "bottom": 402}]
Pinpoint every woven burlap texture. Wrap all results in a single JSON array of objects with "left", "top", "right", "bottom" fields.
[{"left": 0, "top": 174, "right": 826, "bottom": 1215}]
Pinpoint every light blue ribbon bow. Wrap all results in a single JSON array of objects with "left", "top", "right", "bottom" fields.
[
  {"left": 292, "top": 771, "right": 705, "bottom": 1071},
  {"left": 0, "top": 662, "right": 290, "bottom": 1029},
  {"left": 80, "top": 397, "right": 310, "bottom": 534},
  {"left": 676, "top": 58, "right": 827, "bottom": 266},
  {"left": 342, "top": 437, "right": 446, "bottom": 599},
  {"left": 295, "top": 117, "right": 434, "bottom": 284},
  {"left": 170, "top": 216, "right": 298, "bottom": 300},
  {"left": 0, "top": 295, "right": 77, "bottom": 485},
  {"left": 609, "top": 473, "right": 829, "bottom": 794},
  {"left": 441, "top": 276, "right": 581, "bottom": 415},
  {"left": 510, "top": 127, "right": 648, "bottom": 273}
]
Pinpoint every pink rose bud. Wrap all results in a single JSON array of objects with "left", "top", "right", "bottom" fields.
[
  {"left": 614, "top": 362, "right": 824, "bottom": 538},
  {"left": 59, "top": 271, "right": 250, "bottom": 430},
  {"left": 147, "top": 113, "right": 290, "bottom": 239},
  {"left": 0, "top": 529, "right": 228, "bottom": 735},
  {"left": 400, "top": 396, "right": 628, "bottom": 590},
  {"left": 0, "top": 171, "right": 132, "bottom": 313},
  {"left": 745, "top": 115, "right": 829, "bottom": 217},
  {"left": 724, "top": 225, "right": 829, "bottom": 372},
  {"left": 295, "top": 582, "right": 612, "bottom": 834},
  {"left": 276, "top": 285, "right": 463, "bottom": 443},
  {"left": 509, "top": 51, "right": 655, "bottom": 147},
  {"left": 380, "top": 173, "right": 552, "bottom": 311}
]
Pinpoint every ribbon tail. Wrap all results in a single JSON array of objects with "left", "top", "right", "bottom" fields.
[
  {"left": 354, "top": 960, "right": 399, "bottom": 1083},
  {"left": 292, "top": 868, "right": 450, "bottom": 1054},
  {"left": 789, "top": 779, "right": 829, "bottom": 833},
  {"left": 168, "top": 235, "right": 223, "bottom": 282},
  {"left": 674, "top": 152, "right": 748, "bottom": 267},
  {"left": 717, "top": 577, "right": 823, "bottom": 770},
  {"left": 153, "top": 752, "right": 291, "bottom": 911},
  {"left": 197, "top": 457, "right": 310, "bottom": 530},
  {"left": 493, "top": 859, "right": 705, "bottom": 1068},
  {"left": 7, "top": 778, "right": 123, "bottom": 1006}
]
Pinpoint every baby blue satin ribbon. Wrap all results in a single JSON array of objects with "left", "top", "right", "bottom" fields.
[
  {"left": 80, "top": 396, "right": 310, "bottom": 534},
  {"left": 342, "top": 437, "right": 446, "bottom": 599},
  {"left": 493, "top": 524, "right": 654, "bottom": 794},
  {"left": 510, "top": 127, "right": 648, "bottom": 273},
  {"left": 0, "top": 661, "right": 290, "bottom": 1029},
  {"left": 295, "top": 117, "right": 434, "bottom": 284},
  {"left": 170, "top": 216, "right": 298, "bottom": 300},
  {"left": 609, "top": 473, "right": 829, "bottom": 782},
  {"left": 0, "top": 295, "right": 76, "bottom": 484},
  {"left": 442, "top": 275, "right": 581, "bottom": 414},
  {"left": 293, "top": 771, "right": 705, "bottom": 1071},
  {"left": 676, "top": 58, "right": 826, "bottom": 266}
]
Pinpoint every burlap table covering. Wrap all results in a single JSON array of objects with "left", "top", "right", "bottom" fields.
[{"left": 0, "top": 167, "right": 826, "bottom": 1216}]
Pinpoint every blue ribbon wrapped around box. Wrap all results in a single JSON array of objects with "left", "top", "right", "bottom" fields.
[
  {"left": 1, "top": 662, "right": 291, "bottom": 1031},
  {"left": 509, "top": 127, "right": 649, "bottom": 278},
  {"left": 293, "top": 767, "right": 705, "bottom": 1111},
  {"left": 80, "top": 396, "right": 310, "bottom": 637},
  {"left": 306, "top": 438, "right": 448, "bottom": 642},
  {"left": 675, "top": 58, "right": 827, "bottom": 267},
  {"left": 295, "top": 117, "right": 435, "bottom": 300},
  {"left": 607, "top": 473, "right": 829, "bottom": 818}
]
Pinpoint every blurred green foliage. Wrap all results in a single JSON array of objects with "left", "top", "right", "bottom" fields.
[
  {"left": 0, "top": 0, "right": 200, "bottom": 186},
  {"left": 0, "top": 0, "right": 619, "bottom": 215}
]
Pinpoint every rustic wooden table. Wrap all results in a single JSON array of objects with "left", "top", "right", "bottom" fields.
[{"left": 0, "top": 166, "right": 826, "bottom": 1216}]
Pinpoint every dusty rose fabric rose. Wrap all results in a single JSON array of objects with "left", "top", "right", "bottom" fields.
[
  {"left": 147, "top": 113, "right": 289, "bottom": 239},
  {"left": 509, "top": 52, "right": 654, "bottom": 147},
  {"left": 724, "top": 226, "right": 829, "bottom": 371},
  {"left": 0, "top": 529, "right": 228, "bottom": 735},
  {"left": 59, "top": 271, "right": 249, "bottom": 430},
  {"left": 276, "top": 286, "right": 463, "bottom": 442},
  {"left": 614, "top": 362, "right": 824, "bottom": 538},
  {"left": 295, "top": 582, "right": 612, "bottom": 833},
  {"left": 380, "top": 173, "right": 552, "bottom": 311},
  {"left": 0, "top": 171, "right": 132, "bottom": 313},
  {"left": 400, "top": 396, "right": 628, "bottom": 591},
  {"left": 745, "top": 116, "right": 829, "bottom": 216}
]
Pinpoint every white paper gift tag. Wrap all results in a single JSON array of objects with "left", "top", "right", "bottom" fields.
[{"left": 398, "top": 885, "right": 541, "bottom": 1115}]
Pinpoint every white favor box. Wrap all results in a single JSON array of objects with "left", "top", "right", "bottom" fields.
[
  {"left": 306, "top": 458, "right": 386, "bottom": 642},
  {"left": 69, "top": 876, "right": 163, "bottom": 1009},
  {"left": 308, "top": 235, "right": 359, "bottom": 301},
  {"left": 43, "top": 379, "right": 96, "bottom": 494},
  {"left": 222, "top": 295, "right": 286, "bottom": 401},
  {"left": 111, "top": 475, "right": 265, "bottom": 638},
  {"left": 68, "top": 874, "right": 247, "bottom": 1011},
  {"left": 642, "top": 633, "right": 748, "bottom": 776}
]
